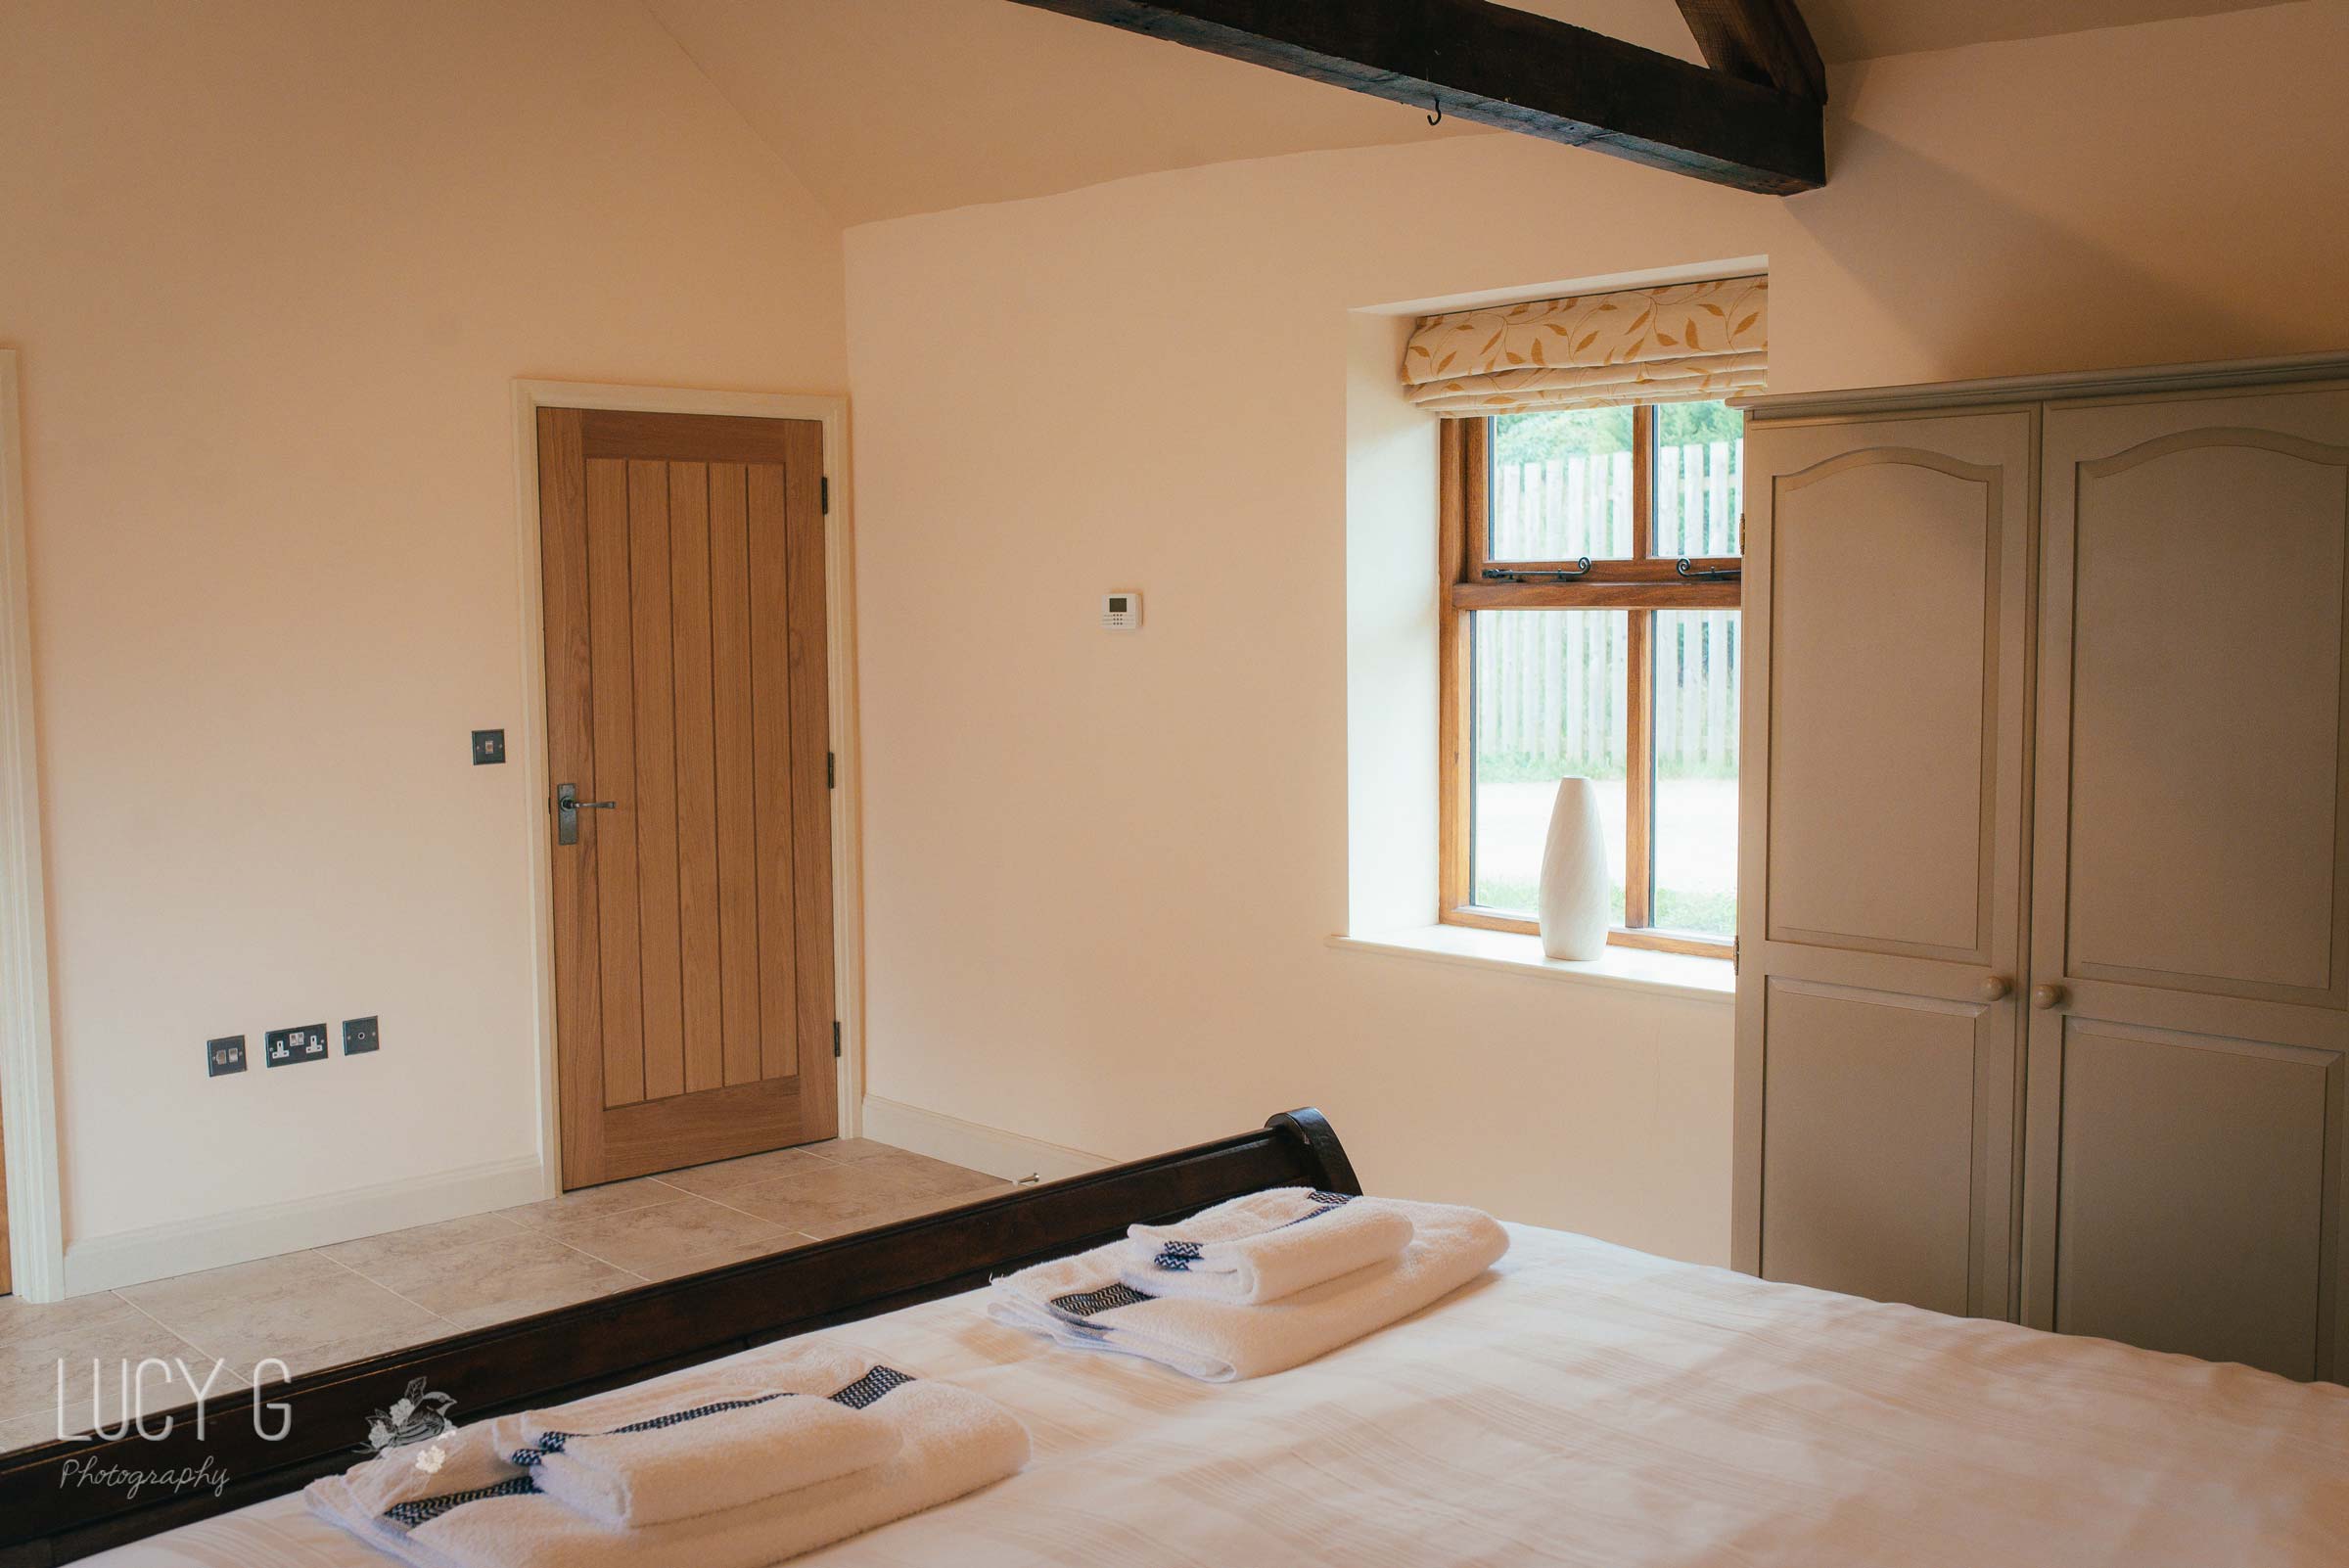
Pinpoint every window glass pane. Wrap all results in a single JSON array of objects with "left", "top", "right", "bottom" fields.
[
  {"left": 1470, "top": 610, "right": 1629, "bottom": 920},
  {"left": 1652, "top": 399, "right": 1743, "bottom": 559},
  {"left": 1489, "top": 409, "right": 1634, "bottom": 561},
  {"left": 1651, "top": 609, "right": 1740, "bottom": 937}
]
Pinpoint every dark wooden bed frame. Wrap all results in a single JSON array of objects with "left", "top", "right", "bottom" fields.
[{"left": 0, "top": 1109, "right": 1359, "bottom": 1566}]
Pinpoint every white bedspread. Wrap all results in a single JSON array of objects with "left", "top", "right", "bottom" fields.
[{"left": 91, "top": 1224, "right": 2349, "bottom": 1567}]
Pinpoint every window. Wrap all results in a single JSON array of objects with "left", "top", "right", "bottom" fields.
[{"left": 1439, "top": 400, "right": 1742, "bottom": 955}]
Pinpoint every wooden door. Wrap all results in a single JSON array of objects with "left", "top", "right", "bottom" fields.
[
  {"left": 537, "top": 408, "right": 836, "bottom": 1188},
  {"left": 1734, "top": 409, "right": 2035, "bottom": 1319},
  {"left": 2025, "top": 386, "right": 2349, "bottom": 1380}
]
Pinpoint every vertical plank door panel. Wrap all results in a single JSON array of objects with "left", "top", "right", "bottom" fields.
[
  {"left": 747, "top": 463, "right": 802, "bottom": 1083},
  {"left": 708, "top": 463, "right": 761, "bottom": 1087},
  {"left": 668, "top": 462, "right": 724, "bottom": 1095},
  {"left": 628, "top": 460, "right": 685, "bottom": 1103},
  {"left": 585, "top": 458, "right": 645, "bottom": 1111}
]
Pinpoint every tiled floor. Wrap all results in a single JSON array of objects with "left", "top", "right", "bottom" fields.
[{"left": 0, "top": 1138, "right": 1006, "bottom": 1453}]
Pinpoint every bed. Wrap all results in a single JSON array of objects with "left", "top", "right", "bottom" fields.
[{"left": 12, "top": 1113, "right": 2348, "bottom": 1566}]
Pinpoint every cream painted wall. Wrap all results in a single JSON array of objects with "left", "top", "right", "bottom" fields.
[
  {"left": 0, "top": 0, "right": 845, "bottom": 1256},
  {"left": 843, "top": 3, "right": 2349, "bottom": 1266}
]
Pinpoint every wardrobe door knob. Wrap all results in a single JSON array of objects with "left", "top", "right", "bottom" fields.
[
  {"left": 1978, "top": 975, "right": 2012, "bottom": 1001},
  {"left": 2031, "top": 983, "right": 2067, "bottom": 1011}
]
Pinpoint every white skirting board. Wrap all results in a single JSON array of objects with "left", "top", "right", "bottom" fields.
[
  {"left": 859, "top": 1095, "right": 1111, "bottom": 1186},
  {"left": 60, "top": 1155, "right": 546, "bottom": 1298}
]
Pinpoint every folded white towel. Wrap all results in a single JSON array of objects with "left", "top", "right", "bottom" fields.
[
  {"left": 520, "top": 1384, "right": 902, "bottom": 1528},
  {"left": 1118, "top": 1188, "right": 1417, "bottom": 1305},
  {"left": 990, "top": 1195, "right": 1507, "bottom": 1381},
  {"left": 306, "top": 1343, "right": 1028, "bottom": 1568}
]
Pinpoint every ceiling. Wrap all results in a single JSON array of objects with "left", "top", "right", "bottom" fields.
[
  {"left": 1791, "top": 0, "right": 2292, "bottom": 60},
  {"left": 644, "top": 0, "right": 2301, "bottom": 226},
  {"left": 640, "top": 0, "right": 1694, "bottom": 225}
]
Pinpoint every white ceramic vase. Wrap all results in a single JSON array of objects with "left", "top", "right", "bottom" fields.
[{"left": 1538, "top": 776, "right": 1610, "bottom": 961}]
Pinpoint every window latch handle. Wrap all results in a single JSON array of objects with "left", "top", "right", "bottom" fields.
[{"left": 1482, "top": 558, "right": 1592, "bottom": 584}]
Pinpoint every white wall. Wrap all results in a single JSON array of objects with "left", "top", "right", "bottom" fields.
[
  {"left": 843, "top": 3, "right": 2349, "bottom": 1267},
  {"left": 1344, "top": 312, "right": 1440, "bottom": 940},
  {"left": 0, "top": 0, "right": 846, "bottom": 1279}
]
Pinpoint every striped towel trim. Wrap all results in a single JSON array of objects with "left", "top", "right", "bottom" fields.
[
  {"left": 378, "top": 1474, "right": 539, "bottom": 1530},
  {"left": 379, "top": 1366, "right": 915, "bottom": 1533},
  {"left": 1047, "top": 1282, "right": 1155, "bottom": 1318},
  {"left": 1149, "top": 1190, "right": 1353, "bottom": 1273}
]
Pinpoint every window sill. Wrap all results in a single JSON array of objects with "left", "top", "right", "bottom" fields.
[{"left": 1327, "top": 924, "right": 1735, "bottom": 1005}]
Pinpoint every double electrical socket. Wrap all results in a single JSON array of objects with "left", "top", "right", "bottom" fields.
[
  {"left": 206, "top": 1016, "right": 381, "bottom": 1077},
  {"left": 265, "top": 1024, "right": 330, "bottom": 1068}
]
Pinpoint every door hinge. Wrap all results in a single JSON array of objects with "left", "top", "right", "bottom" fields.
[
  {"left": 832, "top": 1021, "right": 842, "bottom": 1059},
  {"left": 826, "top": 751, "right": 836, "bottom": 789},
  {"left": 820, "top": 476, "right": 830, "bottom": 514}
]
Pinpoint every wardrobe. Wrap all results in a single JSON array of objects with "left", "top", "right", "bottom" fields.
[{"left": 1732, "top": 354, "right": 2349, "bottom": 1383}]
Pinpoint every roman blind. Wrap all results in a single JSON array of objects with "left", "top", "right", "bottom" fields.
[{"left": 1402, "top": 276, "right": 1768, "bottom": 416}]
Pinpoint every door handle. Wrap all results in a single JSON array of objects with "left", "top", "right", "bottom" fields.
[
  {"left": 555, "top": 782, "right": 619, "bottom": 846},
  {"left": 2030, "top": 983, "right": 2067, "bottom": 1011},
  {"left": 1978, "top": 975, "right": 2012, "bottom": 1001}
]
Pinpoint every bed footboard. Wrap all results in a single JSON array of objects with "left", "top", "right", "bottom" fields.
[{"left": 0, "top": 1108, "right": 1359, "bottom": 1565}]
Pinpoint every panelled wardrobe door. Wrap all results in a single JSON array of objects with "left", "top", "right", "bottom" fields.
[
  {"left": 2026, "top": 386, "right": 2349, "bottom": 1382},
  {"left": 1734, "top": 410, "right": 2035, "bottom": 1319}
]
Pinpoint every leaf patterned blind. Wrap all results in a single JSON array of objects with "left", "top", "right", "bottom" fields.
[{"left": 1402, "top": 276, "right": 1768, "bottom": 416}]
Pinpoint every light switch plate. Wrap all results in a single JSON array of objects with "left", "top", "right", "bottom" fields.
[
  {"left": 206, "top": 1036, "right": 247, "bottom": 1077},
  {"left": 472, "top": 728, "right": 506, "bottom": 765}
]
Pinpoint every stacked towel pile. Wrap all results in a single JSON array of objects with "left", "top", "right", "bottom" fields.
[
  {"left": 307, "top": 1342, "right": 1027, "bottom": 1568},
  {"left": 988, "top": 1188, "right": 1508, "bottom": 1381}
]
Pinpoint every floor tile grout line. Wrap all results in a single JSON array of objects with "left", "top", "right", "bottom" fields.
[
  {"left": 108, "top": 1288, "right": 234, "bottom": 1372},
  {"left": 331, "top": 1215, "right": 649, "bottom": 1317},
  {"left": 698, "top": 1163, "right": 998, "bottom": 1227},
  {"left": 548, "top": 1232, "right": 660, "bottom": 1283},
  {"left": 526, "top": 1196, "right": 799, "bottom": 1274},
  {"left": 695, "top": 1187, "right": 812, "bottom": 1224},
  {"left": 503, "top": 1181, "right": 699, "bottom": 1231},
  {"left": 309, "top": 1245, "right": 463, "bottom": 1329},
  {"left": 517, "top": 1183, "right": 799, "bottom": 1246},
  {"left": 535, "top": 1232, "right": 673, "bottom": 1279},
  {"left": 505, "top": 1161, "right": 944, "bottom": 1263}
]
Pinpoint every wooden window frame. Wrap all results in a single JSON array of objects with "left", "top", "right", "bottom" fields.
[{"left": 1438, "top": 406, "right": 1741, "bottom": 958}]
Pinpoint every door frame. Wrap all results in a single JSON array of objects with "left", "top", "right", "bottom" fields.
[
  {"left": 510, "top": 381, "right": 864, "bottom": 1198},
  {"left": 0, "top": 348, "right": 66, "bottom": 1301}
]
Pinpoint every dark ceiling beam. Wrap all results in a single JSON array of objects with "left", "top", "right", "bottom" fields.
[
  {"left": 1005, "top": 0, "right": 1825, "bottom": 195},
  {"left": 1674, "top": 0, "right": 1828, "bottom": 103}
]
